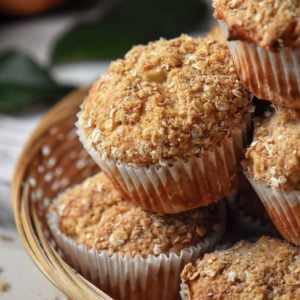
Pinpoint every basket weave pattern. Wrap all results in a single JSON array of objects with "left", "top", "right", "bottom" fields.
[{"left": 13, "top": 89, "right": 112, "bottom": 299}]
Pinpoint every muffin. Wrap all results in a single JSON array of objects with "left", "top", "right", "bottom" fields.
[
  {"left": 77, "top": 35, "right": 253, "bottom": 214},
  {"left": 244, "top": 107, "right": 300, "bottom": 245},
  {"left": 226, "top": 173, "right": 278, "bottom": 236},
  {"left": 181, "top": 236, "right": 300, "bottom": 300},
  {"left": 48, "top": 172, "right": 226, "bottom": 300},
  {"left": 213, "top": 0, "right": 300, "bottom": 109},
  {"left": 207, "top": 25, "right": 227, "bottom": 44}
]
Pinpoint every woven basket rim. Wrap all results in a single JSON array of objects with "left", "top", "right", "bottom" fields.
[{"left": 12, "top": 88, "right": 112, "bottom": 300}]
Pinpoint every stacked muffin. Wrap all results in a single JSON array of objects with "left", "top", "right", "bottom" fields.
[
  {"left": 48, "top": 173, "right": 225, "bottom": 300},
  {"left": 48, "top": 35, "right": 253, "bottom": 299},
  {"left": 178, "top": 2, "right": 300, "bottom": 299},
  {"left": 181, "top": 237, "right": 300, "bottom": 299},
  {"left": 213, "top": 0, "right": 300, "bottom": 108},
  {"left": 213, "top": 0, "right": 300, "bottom": 246},
  {"left": 243, "top": 108, "right": 300, "bottom": 245},
  {"left": 77, "top": 35, "right": 252, "bottom": 214},
  {"left": 46, "top": 1, "right": 300, "bottom": 299}
]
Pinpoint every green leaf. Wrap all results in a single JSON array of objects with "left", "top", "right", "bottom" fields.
[
  {"left": 0, "top": 51, "right": 73, "bottom": 113},
  {"left": 52, "top": 0, "right": 209, "bottom": 63}
]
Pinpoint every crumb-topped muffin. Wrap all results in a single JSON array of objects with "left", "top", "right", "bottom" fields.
[
  {"left": 181, "top": 236, "right": 300, "bottom": 300},
  {"left": 80, "top": 35, "right": 250, "bottom": 166},
  {"left": 53, "top": 173, "right": 223, "bottom": 257},
  {"left": 245, "top": 108, "right": 300, "bottom": 191},
  {"left": 244, "top": 107, "right": 300, "bottom": 246},
  {"left": 48, "top": 172, "right": 225, "bottom": 300},
  {"left": 213, "top": 0, "right": 300, "bottom": 49},
  {"left": 77, "top": 35, "right": 252, "bottom": 213},
  {"left": 213, "top": 0, "right": 300, "bottom": 108}
]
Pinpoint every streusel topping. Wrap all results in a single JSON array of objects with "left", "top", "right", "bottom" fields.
[
  {"left": 80, "top": 35, "right": 252, "bottom": 166},
  {"left": 50, "top": 173, "right": 222, "bottom": 257},
  {"left": 213, "top": 0, "right": 300, "bottom": 49},
  {"left": 181, "top": 237, "right": 300, "bottom": 300},
  {"left": 245, "top": 108, "right": 300, "bottom": 191}
]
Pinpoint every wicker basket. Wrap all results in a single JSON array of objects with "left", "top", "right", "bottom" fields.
[{"left": 12, "top": 88, "right": 112, "bottom": 299}]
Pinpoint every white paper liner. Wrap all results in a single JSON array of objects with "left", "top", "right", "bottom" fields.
[
  {"left": 179, "top": 281, "right": 191, "bottom": 300},
  {"left": 47, "top": 202, "right": 226, "bottom": 300},
  {"left": 219, "top": 21, "right": 300, "bottom": 109},
  {"left": 227, "top": 192, "right": 278, "bottom": 236},
  {"left": 245, "top": 174, "right": 300, "bottom": 246},
  {"left": 76, "top": 111, "right": 249, "bottom": 214}
]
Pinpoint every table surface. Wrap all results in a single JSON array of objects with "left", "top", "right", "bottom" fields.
[
  {"left": 0, "top": 121, "right": 68, "bottom": 300},
  {"left": 0, "top": 8, "right": 214, "bottom": 299}
]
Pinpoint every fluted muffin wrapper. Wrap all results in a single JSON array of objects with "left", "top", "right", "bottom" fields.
[
  {"left": 226, "top": 191, "right": 278, "bottom": 236},
  {"left": 47, "top": 202, "right": 226, "bottom": 300},
  {"left": 77, "top": 112, "right": 249, "bottom": 214},
  {"left": 219, "top": 21, "right": 300, "bottom": 109},
  {"left": 179, "top": 281, "right": 191, "bottom": 300},
  {"left": 245, "top": 174, "right": 300, "bottom": 246}
]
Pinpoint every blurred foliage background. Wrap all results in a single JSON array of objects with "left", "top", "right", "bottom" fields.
[{"left": 0, "top": 0, "right": 210, "bottom": 113}]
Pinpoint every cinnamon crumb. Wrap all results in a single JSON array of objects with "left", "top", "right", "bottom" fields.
[
  {"left": 0, "top": 234, "right": 13, "bottom": 242},
  {"left": 0, "top": 281, "right": 10, "bottom": 293}
]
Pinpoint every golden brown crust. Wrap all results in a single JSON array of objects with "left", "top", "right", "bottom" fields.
[
  {"left": 50, "top": 173, "right": 221, "bottom": 257},
  {"left": 245, "top": 107, "right": 300, "bottom": 191},
  {"left": 80, "top": 35, "right": 252, "bottom": 166},
  {"left": 207, "top": 26, "right": 227, "bottom": 44},
  {"left": 213, "top": 0, "right": 300, "bottom": 49},
  {"left": 181, "top": 236, "right": 300, "bottom": 300}
]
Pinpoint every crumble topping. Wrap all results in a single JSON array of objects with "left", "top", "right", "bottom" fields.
[
  {"left": 80, "top": 35, "right": 252, "bottom": 166},
  {"left": 213, "top": 0, "right": 300, "bottom": 49},
  {"left": 245, "top": 108, "right": 300, "bottom": 191},
  {"left": 182, "top": 236, "right": 300, "bottom": 299},
  {"left": 50, "top": 173, "right": 222, "bottom": 257}
]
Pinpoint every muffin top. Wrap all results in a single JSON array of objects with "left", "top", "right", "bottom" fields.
[
  {"left": 79, "top": 35, "right": 252, "bottom": 166},
  {"left": 213, "top": 0, "right": 300, "bottom": 49},
  {"left": 207, "top": 26, "right": 227, "bottom": 44},
  {"left": 245, "top": 108, "right": 300, "bottom": 191},
  {"left": 50, "top": 172, "right": 222, "bottom": 257},
  {"left": 181, "top": 236, "right": 300, "bottom": 300}
]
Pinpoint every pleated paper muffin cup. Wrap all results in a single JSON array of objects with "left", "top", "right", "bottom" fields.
[
  {"left": 179, "top": 281, "right": 191, "bottom": 300},
  {"left": 47, "top": 203, "right": 226, "bottom": 300},
  {"left": 76, "top": 112, "right": 249, "bottom": 214},
  {"left": 245, "top": 174, "right": 300, "bottom": 246},
  {"left": 219, "top": 21, "right": 300, "bottom": 109},
  {"left": 227, "top": 192, "right": 278, "bottom": 236}
]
